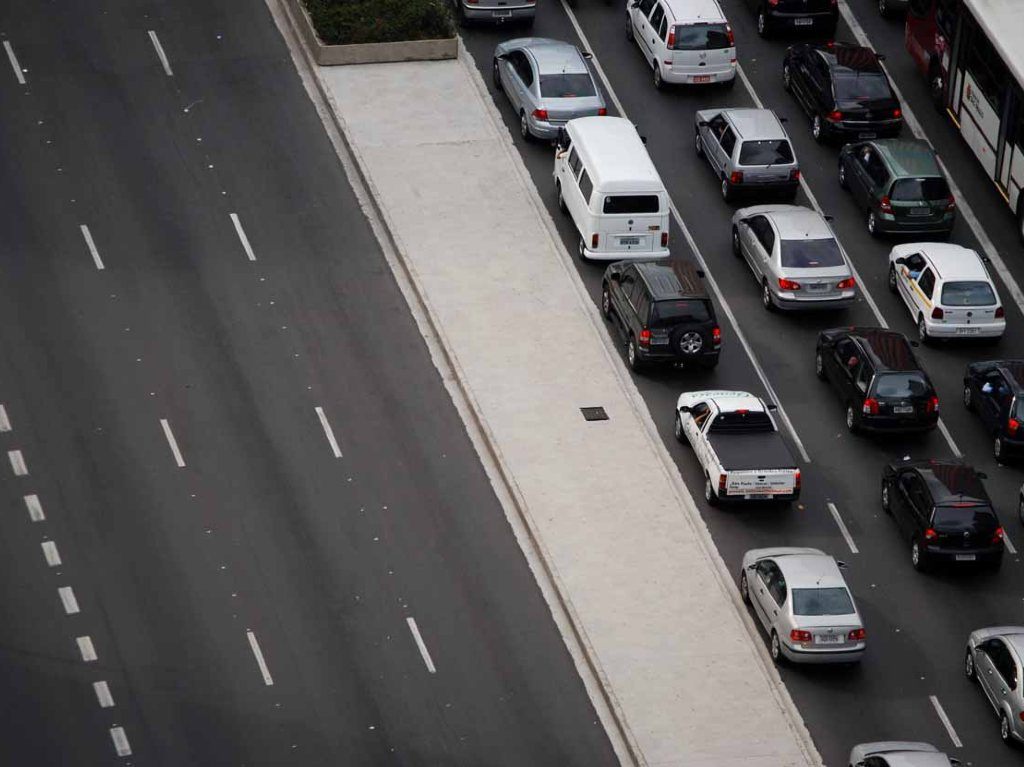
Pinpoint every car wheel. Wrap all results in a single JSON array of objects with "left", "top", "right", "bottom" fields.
[
  {"left": 556, "top": 181, "right": 567, "bottom": 214},
  {"left": 721, "top": 176, "right": 734, "bottom": 202},
  {"left": 653, "top": 61, "right": 664, "bottom": 90},
  {"left": 812, "top": 115, "right": 825, "bottom": 144},
  {"left": 731, "top": 225, "right": 741, "bottom": 257},
  {"left": 1001, "top": 712, "right": 1012, "bottom": 744},
  {"left": 878, "top": 0, "right": 890, "bottom": 17},
  {"left": 866, "top": 210, "right": 879, "bottom": 237},
  {"left": 601, "top": 283, "right": 611, "bottom": 319},
  {"left": 782, "top": 62, "right": 792, "bottom": 92},
  {"left": 704, "top": 475, "right": 719, "bottom": 507},
  {"left": 757, "top": 9, "right": 769, "bottom": 38},
  {"left": 815, "top": 349, "right": 825, "bottom": 380},
  {"left": 995, "top": 435, "right": 1005, "bottom": 461},
  {"left": 917, "top": 315, "right": 929, "bottom": 344},
  {"left": 963, "top": 383, "right": 974, "bottom": 411},
  {"left": 838, "top": 160, "right": 848, "bottom": 189},
  {"left": 845, "top": 404, "right": 859, "bottom": 434},
  {"left": 519, "top": 111, "right": 532, "bottom": 141},
  {"left": 1018, "top": 495, "right": 1024, "bottom": 525},
  {"left": 492, "top": 59, "right": 502, "bottom": 91},
  {"left": 770, "top": 631, "right": 783, "bottom": 664},
  {"left": 887, "top": 264, "right": 898, "bottom": 293},
  {"left": 577, "top": 234, "right": 589, "bottom": 262},
  {"left": 881, "top": 480, "right": 892, "bottom": 514},
  {"left": 965, "top": 648, "right": 976, "bottom": 680},
  {"left": 694, "top": 129, "right": 704, "bottom": 157},
  {"left": 625, "top": 13, "right": 634, "bottom": 41},
  {"left": 761, "top": 280, "right": 775, "bottom": 312},
  {"left": 674, "top": 411, "right": 685, "bottom": 442},
  {"left": 740, "top": 571, "right": 750, "bottom": 604},
  {"left": 911, "top": 538, "right": 928, "bottom": 572},
  {"left": 627, "top": 337, "right": 643, "bottom": 372}
]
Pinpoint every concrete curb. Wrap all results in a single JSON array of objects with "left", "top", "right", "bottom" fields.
[{"left": 284, "top": 0, "right": 457, "bottom": 64}]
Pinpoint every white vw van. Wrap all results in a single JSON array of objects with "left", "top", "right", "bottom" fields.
[{"left": 553, "top": 116, "right": 671, "bottom": 261}]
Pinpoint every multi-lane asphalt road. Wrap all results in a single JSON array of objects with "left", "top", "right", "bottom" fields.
[
  {"left": 0, "top": 2, "right": 619, "bottom": 765},
  {"left": 461, "top": 0, "right": 1024, "bottom": 763}
]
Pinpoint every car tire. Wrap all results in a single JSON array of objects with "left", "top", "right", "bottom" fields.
[
  {"left": 674, "top": 411, "right": 685, "bottom": 442},
  {"left": 694, "top": 129, "right": 704, "bottom": 158},
  {"left": 995, "top": 435, "right": 1006, "bottom": 461},
  {"left": 704, "top": 475, "right": 720, "bottom": 507},
  {"left": 911, "top": 538, "right": 929, "bottom": 572},
  {"left": 878, "top": 0, "right": 891, "bottom": 17},
  {"left": 757, "top": 9, "right": 770, "bottom": 38},
  {"left": 627, "top": 336, "right": 643, "bottom": 372},
  {"left": 1018, "top": 495, "right": 1024, "bottom": 525},
  {"left": 653, "top": 61, "right": 664, "bottom": 90},
  {"left": 770, "top": 631, "right": 784, "bottom": 664},
  {"left": 761, "top": 280, "right": 775, "bottom": 312},
  {"left": 601, "top": 282, "right": 612, "bottom": 320},
  {"left": 1001, "top": 712, "right": 1012, "bottom": 744},
  {"left": 740, "top": 571, "right": 751, "bottom": 604},
  {"left": 838, "top": 160, "right": 848, "bottom": 189},
  {"left": 492, "top": 59, "right": 503, "bottom": 91},
  {"left": 888, "top": 264, "right": 898, "bottom": 293},
  {"left": 815, "top": 349, "right": 825, "bottom": 380},
  {"left": 963, "top": 383, "right": 974, "bottom": 411},
  {"left": 519, "top": 111, "right": 532, "bottom": 141},
  {"left": 866, "top": 210, "right": 880, "bottom": 237},
  {"left": 845, "top": 404, "right": 859, "bottom": 434},
  {"left": 917, "top": 315, "right": 930, "bottom": 345},
  {"left": 881, "top": 480, "right": 892, "bottom": 514},
  {"left": 556, "top": 181, "right": 567, "bottom": 214},
  {"left": 721, "top": 176, "right": 734, "bottom": 202},
  {"left": 625, "top": 13, "right": 634, "bottom": 42},
  {"left": 731, "top": 225, "right": 742, "bottom": 257},
  {"left": 812, "top": 115, "right": 825, "bottom": 144},
  {"left": 782, "top": 62, "right": 792, "bottom": 92},
  {"left": 965, "top": 648, "right": 976, "bottom": 680},
  {"left": 577, "top": 234, "right": 589, "bottom": 262}
]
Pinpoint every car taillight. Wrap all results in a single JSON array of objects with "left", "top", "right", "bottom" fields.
[
  {"left": 789, "top": 168, "right": 801, "bottom": 181},
  {"left": 790, "top": 629, "right": 812, "bottom": 642},
  {"left": 712, "top": 326, "right": 722, "bottom": 347},
  {"left": 926, "top": 395, "right": 939, "bottom": 414},
  {"left": 597, "top": 107, "right": 607, "bottom": 116},
  {"left": 726, "top": 25, "right": 735, "bottom": 46},
  {"left": 995, "top": 306, "right": 1005, "bottom": 318},
  {"left": 718, "top": 474, "right": 726, "bottom": 492},
  {"left": 667, "top": 28, "right": 676, "bottom": 48},
  {"left": 879, "top": 195, "right": 893, "bottom": 214},
  {"left": 931, "top": 306, "right": 944, "bottom": 320},
  {"left": 768, "top": 0, "right": 779, "bottom": 6},
  {"left": 836, "top": 277, "right": 856, "bottom": 290},
  {"left": 893, "top": 108, "right": 902, "bottom": 119},
  {"left": 924, "top": 528, "right": 938, "bottom": 541},
  {"left": 1009, "top": 418, "right": 1020, "bottom": 436},
  {"left": 661, "top": 231, "right": 669, "bottom": 247},
  {"left": 992, "top": 526, "right": 1005, "bottom": 545},
  {"left": 794, "top": 468, "right": 801, "bottom": 491},
  {"left": 827, "top": 110, "right": 843, "bottom": 122},
  {"left": 778, "top": 277, "right": 801, "bottom": 291},
  {"left": 730, "top": 171, "right": 744, "bottom": 184},
  {"left": 532, "top": 108, "right": 548, "bottom": 121},
  {"left": 638, "top": 328, "right": 651, "bottom": 348},
  {"left": 862, "top": 397, "right": 879, "bottom": 415},
  {"left": 945, "top": 195, "right": 956, "bottom": 211},
  {"left": 591, "top": 233, "right": 599, "bottom": 249},
  {"left": 848, "top": 628, "right": 866, "bottom": 641}
]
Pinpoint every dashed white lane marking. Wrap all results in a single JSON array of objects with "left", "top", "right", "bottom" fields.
[
  {"left": 406, "top": 617, "right": 437, "bottom": 674},
  {"left": 41, "top": 540, "right": 61, "bottom": 567},
  {"left": 314, "top": 406, "right": 343, "bottom": 459},
  {"left": 1004, "top": 531, "right": 1017, "bottom": 555},
  {"left": 80, "top": 225, "right": 105, "bottom": 270},
  {"left": 110, "top": 726, "right": 132, "bottom": 757},
  {"left": 0, "top": 403, "right": 11, "bottom": 432},
  {"left": 560, "top": 1, "right": 810, "bottom": 463},
  {"left": 147, "top": 30, "right": 173, "bottom": 77},
  {"left": 229, "top": 213, "right": 257, "bottom": 261},
  {"left": 8, "top": 449, "right": 27, "bottom": 476},
  {"left": 58, "top": 586, "right": 80, "bottom": 615},
  {"left": 929, "top": 694, "right": 963, "bottom": 748},
  {"left": 826, "top": 502, "right": 859, "bottom": 554},
  {"left": 24, "top": 493, "right": 44, "bottom": 522},
  {"left": 159, "top": 418, "right": 186, "bottom": 468},
  {"left": 3, "top": 41, "right": 26, "bottom": 85},
  {"left": 246, "top": 630, "right": 274, "bottom": 686},
  {"left": 77, "top": 635, "right": 98, "bottom": 662},
  {"left": 93, "top": 681, "right": 115, "bottom": 708}
]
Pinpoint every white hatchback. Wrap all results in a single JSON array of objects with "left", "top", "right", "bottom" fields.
[{"left": 888, "top": 243, "right": 1005, "bottom": 343}]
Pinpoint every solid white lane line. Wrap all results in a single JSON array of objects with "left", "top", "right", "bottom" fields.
[
  {"left": 560, "top": 3, "right": 810, "bottom": 463},
  {"left": 0, "top": 403, "right": 11, "bottom": 432},
  {"left": 8, "top": 449, "right": 27, "bottom": 476},
  {"left": 229, "top": 213, "right": 257, "bottom": 261},
  {"left": 929, "top": 695, "right": 963, "bottom": 748},
  {"left": 93, "top": 681, "right": 115, "bottom": 708},
  {"left": 736, "top": 64, "right": 963, "bottom": 460},
  {"left": 159, "top": 419, "right": 186, "bottom": 468},
  {"left": 246, "top": 630, "right": 274, "bottom": 686},
  {"left": 77, "top": 635, "right": 98, "bottom": 662},
  {"left": 24, "top": 494, "right": 44, "bottom": 522},
  {"left": 80, "top": 225, "right": 105, "bottom": 270},
  {"left": 314, "top": 406, "right": 343, "bottom": 458},
  {"left": 110, "top": 726, "right": 132, "bottom": 757},
  {"left": 1004, "top": 531, "right": 1017, "bottom": 555},
  {"left": 406, "top": 617, "right": 437, "bottom": 674},
  {"left": 41, "top": 540, "right": 62, "bottom": 567},
  {"left": 3, "top": 41, "right": 26, "bottom": 85},
  {"left": 826, "top": 503, "right": 859, "bottom": 554},
  {"left": 836, "top": 0, "right": 1024, "bottom": 320},
  {"left": 147, "top": 30, "right": 173, "bottom": 77},
  {"left": 58, "top": 586, "right": 80, "bottom": 615}
]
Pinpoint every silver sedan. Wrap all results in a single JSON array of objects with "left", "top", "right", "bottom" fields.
[
  {"left": 848, "top": 742, "right": 960, "bottom": 767},
  {"left": 731, "top": 204, "right": 857, "bottom": 311},
  {"left": 493, "top": 38, "right": 606, "bottom": 141},
  {"left": 965, "top": 626, "right": 1024, "bottom": 745},
  {"left": 740, "top": 547, "right": 866, "bottom": 664}
]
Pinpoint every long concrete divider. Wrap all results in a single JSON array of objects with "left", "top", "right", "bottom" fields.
[{"left": 268, "top": 1, "right": 824, "bottom": 763}]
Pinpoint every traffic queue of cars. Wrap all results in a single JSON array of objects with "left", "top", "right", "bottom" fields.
[{"left": 484, "top": 0, "right": 1020, "bottom": 754}]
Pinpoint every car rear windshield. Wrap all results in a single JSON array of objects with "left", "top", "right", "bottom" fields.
[
  {"left": 709, "top": 411, "right": 774, "bottom": 433},
  {"left": 792, "top": 588, "right": 855, "bottom": 617},
  {"left": 890, "top": 177, "right": 950, "bottom": 201},
  {"left": 872, "top": 373, "right": 929, "bottom": 399},
  {"left": 603, "top": 195, "right": 659, "bottom": 214},
  {"left": 539, "top": 73, "right": 596, "bottom": 98},
  {"left": 738, "top": 140, "right": 795, "bottom": 166},
  {"left": 780, "top": 238, "right": 845, "bottom": 268},
  {"left": 933, "top": 506, "right": 997, "bottom": 532},
  {"left": 651, "top": 299, "right": 710, "bottom": 326},
  {"left": 941, "top": 281, "right": 997, "bottom": 306},
  {"left": 834, "top": 73, "right": 893, "bottom": 101},
  {"left": 670, "top": 23, "right": 731, "bottom": 51}
]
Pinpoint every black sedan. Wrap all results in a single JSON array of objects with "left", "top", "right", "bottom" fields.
[
  {"left": 782, "top": 42, "right": 903, "bottom": 144},
  {"left": 963, "top": 359, "right": 1024, "bottom": 461}
]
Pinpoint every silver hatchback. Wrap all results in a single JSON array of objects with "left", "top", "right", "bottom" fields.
[
  {"left": 695, "top": 108, "right": 800, "bottom": 202},
  {"left": 493, "top": 38, "right": 606, "bottom": 141},
  {"left": 740, "top": 547, "right": 866, "bottom": 665},
  {"left": 848, "top": 742, "right": 960, "bottom": 767},
  {"left": 731, "top": 204, "right": 856, "bottom": 311},
  {"left": 965, "top": 626, "right": 1024, "bottom": 745}
]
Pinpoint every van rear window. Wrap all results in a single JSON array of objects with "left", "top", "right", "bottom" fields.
[
  {"left": 603, "top": 195, "right": 659, "bottom": 214},
  {"left": 671, "top": 23, "right": 732, "bottom": 51}
]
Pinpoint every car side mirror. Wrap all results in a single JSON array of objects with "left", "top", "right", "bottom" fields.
[
  {"left": 679, "top": 405, "right": 691, "bottom": 413},
  {"left": 837, "top": 560, "right": 848, "bottom": 569},
  {"left": 910, "top": 340, "right": 920, "bottom": 347},
  {"left": 823, "top": 214, "right": 835, "bottom": 221},
  {"left": 982, "top": 255, "right": 992, "bottom": 264},
  {"left": 950, "top": 758, "right": 962, "bottom": 767},
  {"left": 877, "top": 53, "right": 887, "bottom": 61},
  {"left": 582, "top": 51, "right": 593, "bottom": 60},
  {"left": 977, "top": 471, "right": 988, "bottom": 479},
  {"left": 779, "top": 116, "right": 789, "bottom": 123},
  {"left": 640, "top": 135, "right": 648, "bottom": 145},
  {"left": 894, "top": 256, "right": 907, "bottom": 265},
  {"left": 696, "top": 269, "right": 706, "bottom": 278},
  {"left": 697, "top": 120, "right": 710, "bottom": 128},
  {"left": 766, "top": 403, "right": 778, "bottom": 411}
]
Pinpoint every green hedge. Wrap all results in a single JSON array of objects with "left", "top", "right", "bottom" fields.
[{"left": 304, "top": 0, "right": 454, "bottom": 44}]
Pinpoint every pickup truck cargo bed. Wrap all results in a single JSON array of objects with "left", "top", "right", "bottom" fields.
[{"left": 708, "top": 431, "right": 796, "bottom": 472}]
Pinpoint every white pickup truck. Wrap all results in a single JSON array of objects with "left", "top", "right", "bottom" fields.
[{"left": 675, "top": 390, "right": 801, "bottom": 506}]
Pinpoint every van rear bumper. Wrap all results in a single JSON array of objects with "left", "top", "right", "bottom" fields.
[
  {"left": 583, "top": 247, "right": 670, "bottom": 262},
  {"left": 663, "top": 66, "right": 736, "bottom": 86}
]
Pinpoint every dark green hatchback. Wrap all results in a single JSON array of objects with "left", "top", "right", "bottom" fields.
[{"left": 838, "top": 138, "right": 955, "bottom": 238}]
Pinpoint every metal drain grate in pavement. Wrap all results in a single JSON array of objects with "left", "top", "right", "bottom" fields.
[{"left": 580, "top": 407, "right": 609, "bottom": 422}]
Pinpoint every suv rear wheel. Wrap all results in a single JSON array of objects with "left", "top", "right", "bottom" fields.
[
  {"left": 694, "top": 129, "right": 704, "bottom": 157},
  {"left": 627, "top": 336, "right": 643, "bottom": 372},
  {"left": 721, "top": 176, "right": 734, "bottom": 202},
  {"left": 601, "top": 283, "right": 612, "bottom": 319},
  {"left": 757, "top": 8, "right": 770, "bottom": 38}
]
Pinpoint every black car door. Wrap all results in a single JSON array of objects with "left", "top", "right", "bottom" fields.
[
  {"left": 612, "top": 267, "right": 639, "bottom": 338},
  {"left": 849, "top": 145, "right": 874, "bottom": 206},
  {"left": 829, "top": 337, "right": 860, "bottom": 402},
  {"left": 895, "top": 472, "right": 921, "bottom": 538},
  {"left": 805, "top": 54, "right": 830, "bottom": 117},
  {"left": 791, "top": 49, "right": 814, "bottom": 114},
  {"left": 978, "top": 370, "right": 1007, "bottom": 432}
]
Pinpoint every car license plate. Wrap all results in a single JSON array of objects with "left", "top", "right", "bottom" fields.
[
  {"left": 492, "top": 9, "right": 512, "bottom": 17},
  {"left": 955, "top": 554, "right": 976, "bottom": 561},
  {"left": 894, "top": 405, "right": 914, "bottom": 414},
  {"left": 806, "top": 283, "right": 828, "bottom": 291},
  {"left": 693, "top": 75, "right": 711, "bottom": 83},
  {"left": 619, "top": 236, "right": 640, "bottom": 246},
  {"left": 956, "top": 327, "right": 981, "bottom": 335},
  {"left": 858, "top": 132, "right": 877, "bottom": 139},
  {"left": 908, "top": 208, "right": 931, "bottom": 216},
  {"left": 815, "top": 634, "right": 844, "bottom": 644},
  {"left": 794, "top": 17, "right": 813, "bottom": 26},
  {"left": 744, "top": 493, "right": 771, "bottom": 500}
]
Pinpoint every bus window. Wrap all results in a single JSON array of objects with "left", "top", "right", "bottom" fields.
[{"left": 964, "top": 17, "right": 1009, "bottom": 113}]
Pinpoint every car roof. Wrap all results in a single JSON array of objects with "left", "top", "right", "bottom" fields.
[
  {"left": 517, "top": 38, "right": 589, "bottom": 74},
  {"left": 904, "top": 460, "right": 989, "bottom": 504},
  {"left": 662, "top": 0, "right": 726, "bottom": 24},
  {"left": 916, "top": 244, "right": 989, "bottom": 281},
  {"left": 567, "top": 117, "right": 665, "bottom": 194},
  {"left": 997, "top": 361, "right": 1024, "bottom": 389},
  {"left": 871, "top": 139, "right": 941, "bottom": 178},
  {"left": 845, "top": 327, "right": 919, "bottom": 372},
  {"left": 812, "top": 42, "right": 884, "bottom": 74},
  {"left": 761, "top": 206, "right": 832, "bottom": 240},
  {"left": 697, "top": 391, "right": 763, "bottom": 411},
  {"left": 634, "top": 260, "right": 709, "bottom": 300},
  {"left": 723, "top": 109, "right": 787, "bottom": 141},
  {"left": 774, "top": 553, "right": 846, "bottom": 590}
]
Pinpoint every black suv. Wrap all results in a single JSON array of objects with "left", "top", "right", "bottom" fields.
[
  {"left": 602, "top": 259, "right": 721, "bottom": 372},
  {"left": 783, "top": 42, "right": 903, "bottom": 144},
  {"left": 963, "top": 360, "right": 1024, "bottom": 461},
  {"left": 816, "top": 326, "right": 938, "bottom": 433},
  {"left": 745, "top": 0, "right": 838, "bottom": 39},
  {"left": 881, "top": 459, "right": 1004, "bottom": 572}
]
